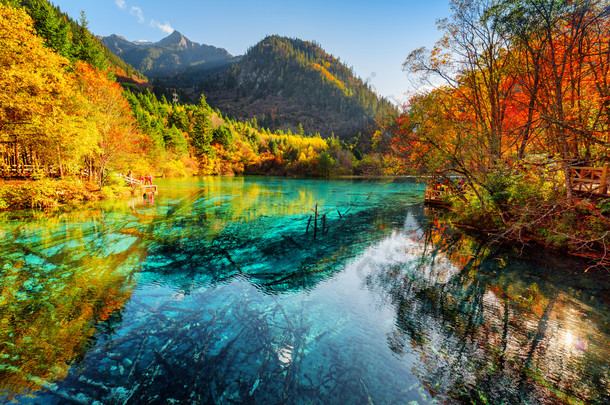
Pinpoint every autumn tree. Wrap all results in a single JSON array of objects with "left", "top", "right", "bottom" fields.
[
  {"left": 74, "top": 62, "right": 147, "bottom": 187},
  {"left": 0, "top": 3, "right": 96, "bottom": 174},
  {"left": 400, "top": 0, "right": 525, "bottom": 210},
  {"left": 392, "top": 0, "right": 610, "bottom": 258},
  {"left": 404, "top": 0, "right": 518, "bottom": 167},
  {"left": 492, "top": 0, "right": 610, "bottom": 203}
]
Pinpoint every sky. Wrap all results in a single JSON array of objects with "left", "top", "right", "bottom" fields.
[{"left": 53, "top": 0, "right": 451, "bottom": 105}]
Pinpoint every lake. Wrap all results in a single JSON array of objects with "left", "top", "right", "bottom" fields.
[{"left": 0, "top": 177, "right": 608, "bottom": 404}]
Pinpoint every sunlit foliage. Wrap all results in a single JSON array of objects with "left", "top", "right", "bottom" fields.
[
  {"left": 390, "top": 0, "right": 610, "bottom": 254},
  {"left": 0, "top": 4, "right": 97, "bottom": 174}
]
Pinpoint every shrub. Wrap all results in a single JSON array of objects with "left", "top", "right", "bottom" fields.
[
  {"left": 598, "top": 199, "right": 610, "bottom": 216},
  {"left": 353, "top": 154, "right": 382, "bottom": 175},
  {"left": 317, "top": 151, "right": 336, "bottom": 178},
  {"left": 0, "top": 179, "right": 100, "bottom": 210},
  {"left": 161, "top": 159, "right": 188, "bottom": 177}
]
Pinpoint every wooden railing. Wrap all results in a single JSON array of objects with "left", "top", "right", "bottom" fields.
[
  {"left": 424, "top": 186, "right": 450, "bottom": 204},
  {"left": 119, "top": 174, "right": 143, "bottom": 185},
  {"left": 1, "top": 164, "right": 61, "bottom": 178},
  {"left": 424, "top": 163, "right": 609, "bottom": 205},
  {"left": 1, "top": 164, "right": 35, "bottom": 176},
  {"left": 570, "top": 163, "right": 609, "bottom": 196},
  {"left": 117, "top": 174, "right": 158, "bottom": 192}
]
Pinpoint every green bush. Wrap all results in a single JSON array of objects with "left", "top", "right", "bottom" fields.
[
  {"left": 30, "top": 168, "right": 46, "bottom": 181},
  {"left": 484, "top": 172, "right": 511, "bottom": 207},
  {"left": 506, "top": 173, "right": 555, "bottom": 206},
  {"left": 100, "top": 185, "right": 126, "bottom": 198},
  {"left": 597, "top": 199, "right": 610, "bottom": 216},
  {"left": 104, "top": 173, "right": 124, "bottom": 187},
  {"left": 317, "top": 151, "right": 336, "bottom": 178},
  {"left": 353, "top": 154, "right": 382, "bottom": 175}
]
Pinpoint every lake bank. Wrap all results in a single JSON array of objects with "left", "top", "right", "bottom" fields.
[
  {"left": 428, "top": 195, "right": 610, "bottom": 268},
  {"left": 0, "top": 178, "right": 136, "bottom": 211}
]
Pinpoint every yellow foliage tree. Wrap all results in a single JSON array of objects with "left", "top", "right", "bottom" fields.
[{"left": 0, "top": 4, "right": 96, "bottom": 174}]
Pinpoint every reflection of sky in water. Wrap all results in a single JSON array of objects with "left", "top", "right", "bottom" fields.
[
  {"left": 0, "top": 177, "right": 608, "bottom": 404},
  {"left": 357, "top": 217, "right": 610, "bottom": 404}
]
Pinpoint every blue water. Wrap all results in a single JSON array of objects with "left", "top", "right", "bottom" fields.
[{"left": 0, "top": 177, "right": 608, "bottom": 404}]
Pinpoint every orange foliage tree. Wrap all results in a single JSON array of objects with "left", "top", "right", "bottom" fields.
[
  {"left": 394, "top": 0, "right": 610, "bottom": 208},
  {"left": 74, "top": 62, "right": 150, "bottom": 187}
]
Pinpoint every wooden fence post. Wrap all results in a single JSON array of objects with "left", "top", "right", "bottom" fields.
[{"left": 600, "top": 163, "right": 609, "bottom": 195}]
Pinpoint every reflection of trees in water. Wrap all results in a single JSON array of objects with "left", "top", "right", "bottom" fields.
[
  {"left": 363, "top": 220, "right": 610, "bottom": 404},
  {"left": 0, "top": 210, "right": 140, "bottom": 399},
  {"left": 141, "top": 182, "right": 425, "bottom": 294},
  {"left": 0, "top": 177, "right": 426, "bottom": 401}
]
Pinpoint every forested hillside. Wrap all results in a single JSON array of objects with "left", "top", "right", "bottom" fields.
[
  {"left": 0, "top": 0, "right": 365, "bottom": 209},
  {"left": 200, "top": 35, "right": 398, "bottom": 144},
  {"left": 123, "top": 90, "right": 359, "bottom": 177},
  {"left": 20, "top": 0, "right": 147, "bottom": 86}
]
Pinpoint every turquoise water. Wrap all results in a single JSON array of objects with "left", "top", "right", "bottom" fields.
[{"left": 0, "top": 177, "right": 608, "bottom": 404}]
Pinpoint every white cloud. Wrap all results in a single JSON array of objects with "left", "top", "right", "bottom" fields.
[
  {"left": 150, "top": 19, "right": 174, "bottom": 34},
  {"left": 130, "top": 6, "right": 144, "bottom": 23},
  {"left": 124, "top": 4, "right": 174, "bottom": 35}
]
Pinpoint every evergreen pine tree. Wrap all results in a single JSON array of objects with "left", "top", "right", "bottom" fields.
[
  {"left": 169, "top": 108, "right": 189, "bottom": 132},
  {"left": 72, "top": 11, "right": 107, "bottom": 70},
  {"left": 27, "top": 0, "right": 71, "bottom": 58},
  {"left": 191, "top": 109, "right": 213, "bottom": 157}
]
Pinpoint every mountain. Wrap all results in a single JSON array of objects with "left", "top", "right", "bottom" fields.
[
  {"left": 100, "top": 34, "right": 138, "bottom": 54},
  {"left": 18, "top": 0, "right": 147, "bottom": 85},
  {"left": 100, "top": 32, "right": 396, "bottom": 142},
  {"left": 199, "top": 35, "right": 397, "bottom": 141},
  {"left": 101, "top": 31, "right": 235, "bottom": 78}
]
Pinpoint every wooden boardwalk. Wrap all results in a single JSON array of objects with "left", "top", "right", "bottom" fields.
[
  {"left": 570, "top": 164, "right": 609, "bottom": 196},
  {"left": 119, "top": 174, "right": 158, "bottom": 192},
  {"left": 424, "top": 186, "right": 449, "bottom": 205},
  {"left": 424, "top": 163, "right": 609, "bottom": 204}
]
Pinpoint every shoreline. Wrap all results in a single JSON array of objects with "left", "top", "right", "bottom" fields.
[
  {"left": 0, "top": 178, "right": 132, "bottom": 211},
  {"left": 428, "top": 205, "right": 610, "bottom": 269}
]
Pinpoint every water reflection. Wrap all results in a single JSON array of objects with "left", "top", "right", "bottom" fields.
[
  {"left": 0, "top": 177, "right": 608, "bottom": 404},
  {"left": 0, "top": 210, "right": 139, "bottom": 399},
  {"left": 357, "top": 216, "right": 610, "bottom": 404},
  {"left": 141, "top": 177, "right": 422, "bottom": 293}
]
